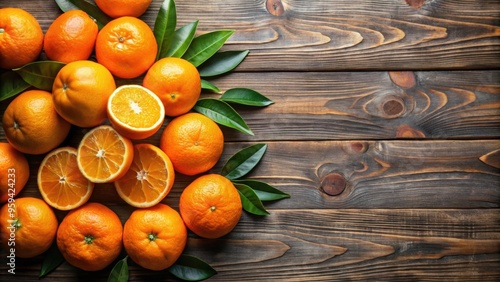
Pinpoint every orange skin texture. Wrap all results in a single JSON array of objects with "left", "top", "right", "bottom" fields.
[
  {"left": 0, "top": 142, "right": 29, "bottom": 203},
  {"left": 95, "top": 0, "right": 152, "bottom": 18}
]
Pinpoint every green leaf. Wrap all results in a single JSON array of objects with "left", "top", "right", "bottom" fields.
[
  {"left": 221, "top": 88, "right": 274, "bottom": 107},
  {"left": 201, "top": 79, "right": 221, "bottom": 93},
  {"left": 235, "top": 183, "right": 270, "bottom": 216},
  {"left": 108, "top": 256, "right": 129, "bottom": 282},
  {"left": 154, "top": 0, "right": 176, "bottom": 60},
  {"left": 55, "top": 0, "right": 111, "bottom": 29},
  {"left": 168, "top": 254, "right": 217, "bottom": 281},
  {"left": 198, "top": 50, "right": 249, "bottom": 77},
  {"left": 182, "top": 30, "right": 235, "bottom": 67},
  {"left": 221, "top": 144, "right": 267, "bottom": 179},
  {"left": 194, "top": 98, "right": 254, "bottom": 135},
  {"left": 54, "top": 0, "right": 78, "bottom": 11},
  {"left": 233, "top": 179, "right": 290, "bottom": 201},
  {"left": 13, "top": 61, "right": 66, "bottom": 91},
  {"left": 167, "top": 20, "right": 199, "bottom": 58},
  {"left": 39, "top": 242, "right": 65, "bottom": 278},
  {"left": 0, "top": 71, "right": 30, "bottom": 101}
]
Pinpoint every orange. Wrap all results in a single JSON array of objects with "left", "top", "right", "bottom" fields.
[
  {"left": 77, "top": 125, "right": 134, "bottom": 183},
  {"left": 43, "top": 10, "right": 98, "bottom": 63},
  {"left": 123, "top": 203, "right": 187, "bottom": 270},
  {"left": 0, "top": 8, "right": 43, "bottom": 69},
  {"left": 37, "top": 147, "right": 94, "bottom": 210},
  {"left": 95, "top": 16, "right": 157, "bottom": 79},
  {"left": 0, "top": 142, "right": 29, "bottom": 203},
  {"left": 0, "top": 197, "right": 58, "bottom": 258},
  {"left": 160, "top": 113, "right": 224, "bottom": 176},
  {"left": 95, "top": 0, "right": 152, "bottom": 18},
  {"left": 2, "top": 90, "right": 71, "bottom": 155},
  {"left": 56, "top": 202, "right": 123, "bottom": 271},
  {"left": 107, "top": 85, "right": 165, "bottom": 140},
  {"left": 52, "top": 60, "right": 116, "bottom": 128},
  {"left": 114, "top": 144, "right": 175, "bottom": 208},
  {"left": 143, "top": 57, "right": 201, "bottom": 117},
  {"left": 179, "top": 174, "right": 242, "bottom": 239}
]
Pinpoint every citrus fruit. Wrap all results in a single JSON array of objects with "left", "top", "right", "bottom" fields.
[
  {"left": 2, "top": 90, "right": 71, "bottom": 155},
  {"left": 0, "top": 142, "right": 29, "bottom": 203},
  {"left": 143, "top": 57, "right": 201, "bottom": 117},
  {"left": 43, "top": 10, "right": 98, "bottom": 63},
  {"left": 77, "top": 125, "right": 134, "bottom": 183},
  {"left": 0, "top": 197, "right": 58, "bottom": 258},
  {"left": 37, "top": 147, "right": 94, "bottom": 210},
  {"left": 160, "top": 113, "right": 224, "bottom": 176},
  {"left": 107, "top": 85, "right": 165, "bottom": 140},
  {"left": 114, "top": 144, "right": 175, "bottom": 208},
  {"left": 56, "top": 202, "right": 123, "bottom": 271},
  {"left": 95, "top": 0, "right": 152, "bottom": 18},
  {"left": 52, "top": 60, "right": 116, "bottom": 128},
  {"left": 95, "top": 16, "right": 157, "bottom": 79},
  {"left": 179, "top": 174, "right": 242, "bottom": 239},
  {"left": 123, "top": 203, "right": 187, "bottom": 270},
  {"left": 0, "top": 7, "right": 43, "bottom": 69}
]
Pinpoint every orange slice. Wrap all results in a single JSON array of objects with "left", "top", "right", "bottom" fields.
[
  {"left": 107, "top": 85, "right": 165, "bottom": 140},
  {"left": 37, "top": 147, "right": 94, "bottom": 210},
  {"left": 77, "top": 125, "right": 134, "bottom": 183},
  {"left": 114, "top": 143, "right": 175, "bottom": 208}
]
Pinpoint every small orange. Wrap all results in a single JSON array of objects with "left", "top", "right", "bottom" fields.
[
  {"left": 179, "top": 174, "right": 242, "bottom": 239},
  {"left": 2, "top": 90, "right": 71, "bottom": 155},
  {"left": 0, "top": 197, "right": 58, "bottom": 258},
  {"left": 77, "top": 125, "right": 134, "bottom": 183},
  {"left": 56, "top": 202, "right": 123, "bottom": 271},
  {"left": 0, "top": 7, "right": 43, "bottom": 69},
  {"left": 123, "top": 203, "right": 187, "bottom": 270},
  {"left": 43, "top": 10, "right": 98, "bottom": 63},
  {"left": 107, "top": 85, "right": 165, "bottom": 140},
  {"left": 37, "top": 147, "right": 94, "bottom": 210},
  {"left": 95, "top": 0, "right": 152, "bottom": 18},
  {"left": 160, "top": 113, "right": 224, "bottom": 176},
  {"left": 143, "top": 57, "right": 201, "bottom": 117},
  {"left": 95, "top": 16, "right": 157, "bottom": 79},
  {"left": 52, "top": 60, "right": 116, "bottom": 128},
  {"left": 0, "top": 142, "right": 29, "bottom": 203}
]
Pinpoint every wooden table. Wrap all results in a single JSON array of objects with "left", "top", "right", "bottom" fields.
[{"left": 1, "top": 0, "right": 499, "bottom": 281}]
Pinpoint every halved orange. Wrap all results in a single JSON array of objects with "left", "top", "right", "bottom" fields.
[
  {"left": 107, "top": 85, "right": 165, "bottom": 140},
  {"left": 114, "top": 143, "right": 175, "bottom": 208},
  {"left": 37, "top": 147, "right": 94, "bottom": 210},
  {"left": 77, "top": 125, "right": 134, "bottom": 183}
]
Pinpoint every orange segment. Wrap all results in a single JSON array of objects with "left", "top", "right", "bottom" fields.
[
  {"left": 114, "top": 144, "right": 175, "bottom": 208},
  {"left": 77, "top": 125, "right": 134, "bottom": 183},
  {"left": 38, "top": 147, "right": 94, "bottom": 210}
]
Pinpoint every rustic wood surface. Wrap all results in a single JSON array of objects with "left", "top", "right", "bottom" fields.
[{"left": 1, "top": 0, "right": 499, "bottom": 281}]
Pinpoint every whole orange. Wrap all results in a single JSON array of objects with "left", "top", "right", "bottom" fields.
[
  {"left": 179, "top": 174, "right": 242, "bottom": 239},
  {"left": 0, "top": 197, "right": 58, "bottom": 258},
  {"left": 123, "top": 203, "right": 187, "bottom": 270},
  {"left": 0, "top": 142, "right": 29, "bottom": 203},
  {"left": 52, "top": 60, "right": 116, "bottom": 128},
  {"left": 95, "top": 0, "right": 152, "bottom": 18},
  {"left": 2, "top": 90, "right": 71, "bottom": 155},
  {"left": 43, "top": 10, "right": 98, "bottom": 63},
  {"left": 95, "top": 17, "right": 157, "bottom": 79},
  {"left": 143, "top": 57, "right": 201, "bottom": 117},
  {"left": 160, "top": 113, "right": 224, "bottom": 176},
  {"left": 56, "top": 202, "right": 123, "bottom": 271},
  {"left": 0, "top": 7, "right": 43, "bottom": 69}
]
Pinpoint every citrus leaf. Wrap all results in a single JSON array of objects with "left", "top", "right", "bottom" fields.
[
  {"left": 54, "top": 0, "right": 78, "bottom": 11},
  {"left": 221, "top": 144, "right": 267, "bottom": 179},
  {"left": 154, "top": 0, "right": 176, "bottom": 60},
  {"left": 168, "top": 254, "right": 217, "bottom": 281},
  {"left": 56, "top": 0, "right": 111, "bottom": 29},
  {"left": 0, "top": 71, "right": 30, "bottom": 101},
  {"left": 221, "top": 88, "right": 274, "bottom": 107},
  {"left": 198, "top": 50, "right": 249, "bottom": 77},
  {"left": 235, "top": 183, "right": 270, "bottom": 216},
  {"left": 182, "top": 30, "right": 235, "bottom": 67},
  {"left": 39, "top": 242, "right": 65, "bottom": 278},
  {"left": 108, "top": 256, "right": 129, "bottom": 282},
  {"left": 233, "top": 179, "right": 290, "bottom": 201},
  {"left": 13, "top": 61, "right": 66, "bottom": 91},
  {"left": 167, "top": 20, "right": 199, "bottom": 58},
  {"left": 194, "top": 98, "right": 254, "bottom": 135},
  {"left": 201, "top": 79, "right": 221, "bottom": 93}
]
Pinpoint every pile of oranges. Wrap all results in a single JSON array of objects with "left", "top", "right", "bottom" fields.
[{"left": 0, "top": 1, "right": 243, "bottom": 273}]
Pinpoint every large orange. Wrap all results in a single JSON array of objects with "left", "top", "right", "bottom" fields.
[
  {"left": 2, "top": 90, "right": 71, "bottom": 155},
  {"left": 95, "top": 0, "right": 152, "bottom": 18},
  {"left": 0, "top": 7, "right": 43, "bottom": 69},
  {"left": 0, "top": 142, "right": 29, "bottom": 203},
  {"left": 143, "top": 57, "right": 201, "bottom": 117},
  {"left": 0, "top": 197, "right": 58, "bottom": 258},
  {"left": 56, "top": 202, "right": 123, "bottom": 271},
  {"left": 52, "top": 60, "right": 116, "bottom": 128},
  {"left": 123, "top": 203, "right": 187, "bottom": 270},
  {"left": 43, "top": 10, "right": 98, "bottom": 63},
  {"left": 179, "top": 174, "right": 242, "bottom": 239},
  {"left": 95, "top": 16, "right": 157, "bottom": 79}
]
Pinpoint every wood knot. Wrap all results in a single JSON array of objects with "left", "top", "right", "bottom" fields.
[
  {"left": 383, "top": 99, "right": 405, "bottom": 117},
  {"left": 389, "top": 71, "right": 417, "bottom": 89},
  {"left": 266, "top": 0, "right": 285, "bottom": 16},
  {"left": 320, "top": 173, "right": 346, "bottom": 196},
  {"left": 405, "top": 0, "right": 426, "bottom": 9},
  {"left": 342, "top": 142, "right": 369, "bottom": 154},
  {"left": 396, "top": 124, "right": 426, "bottom": 138}
]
